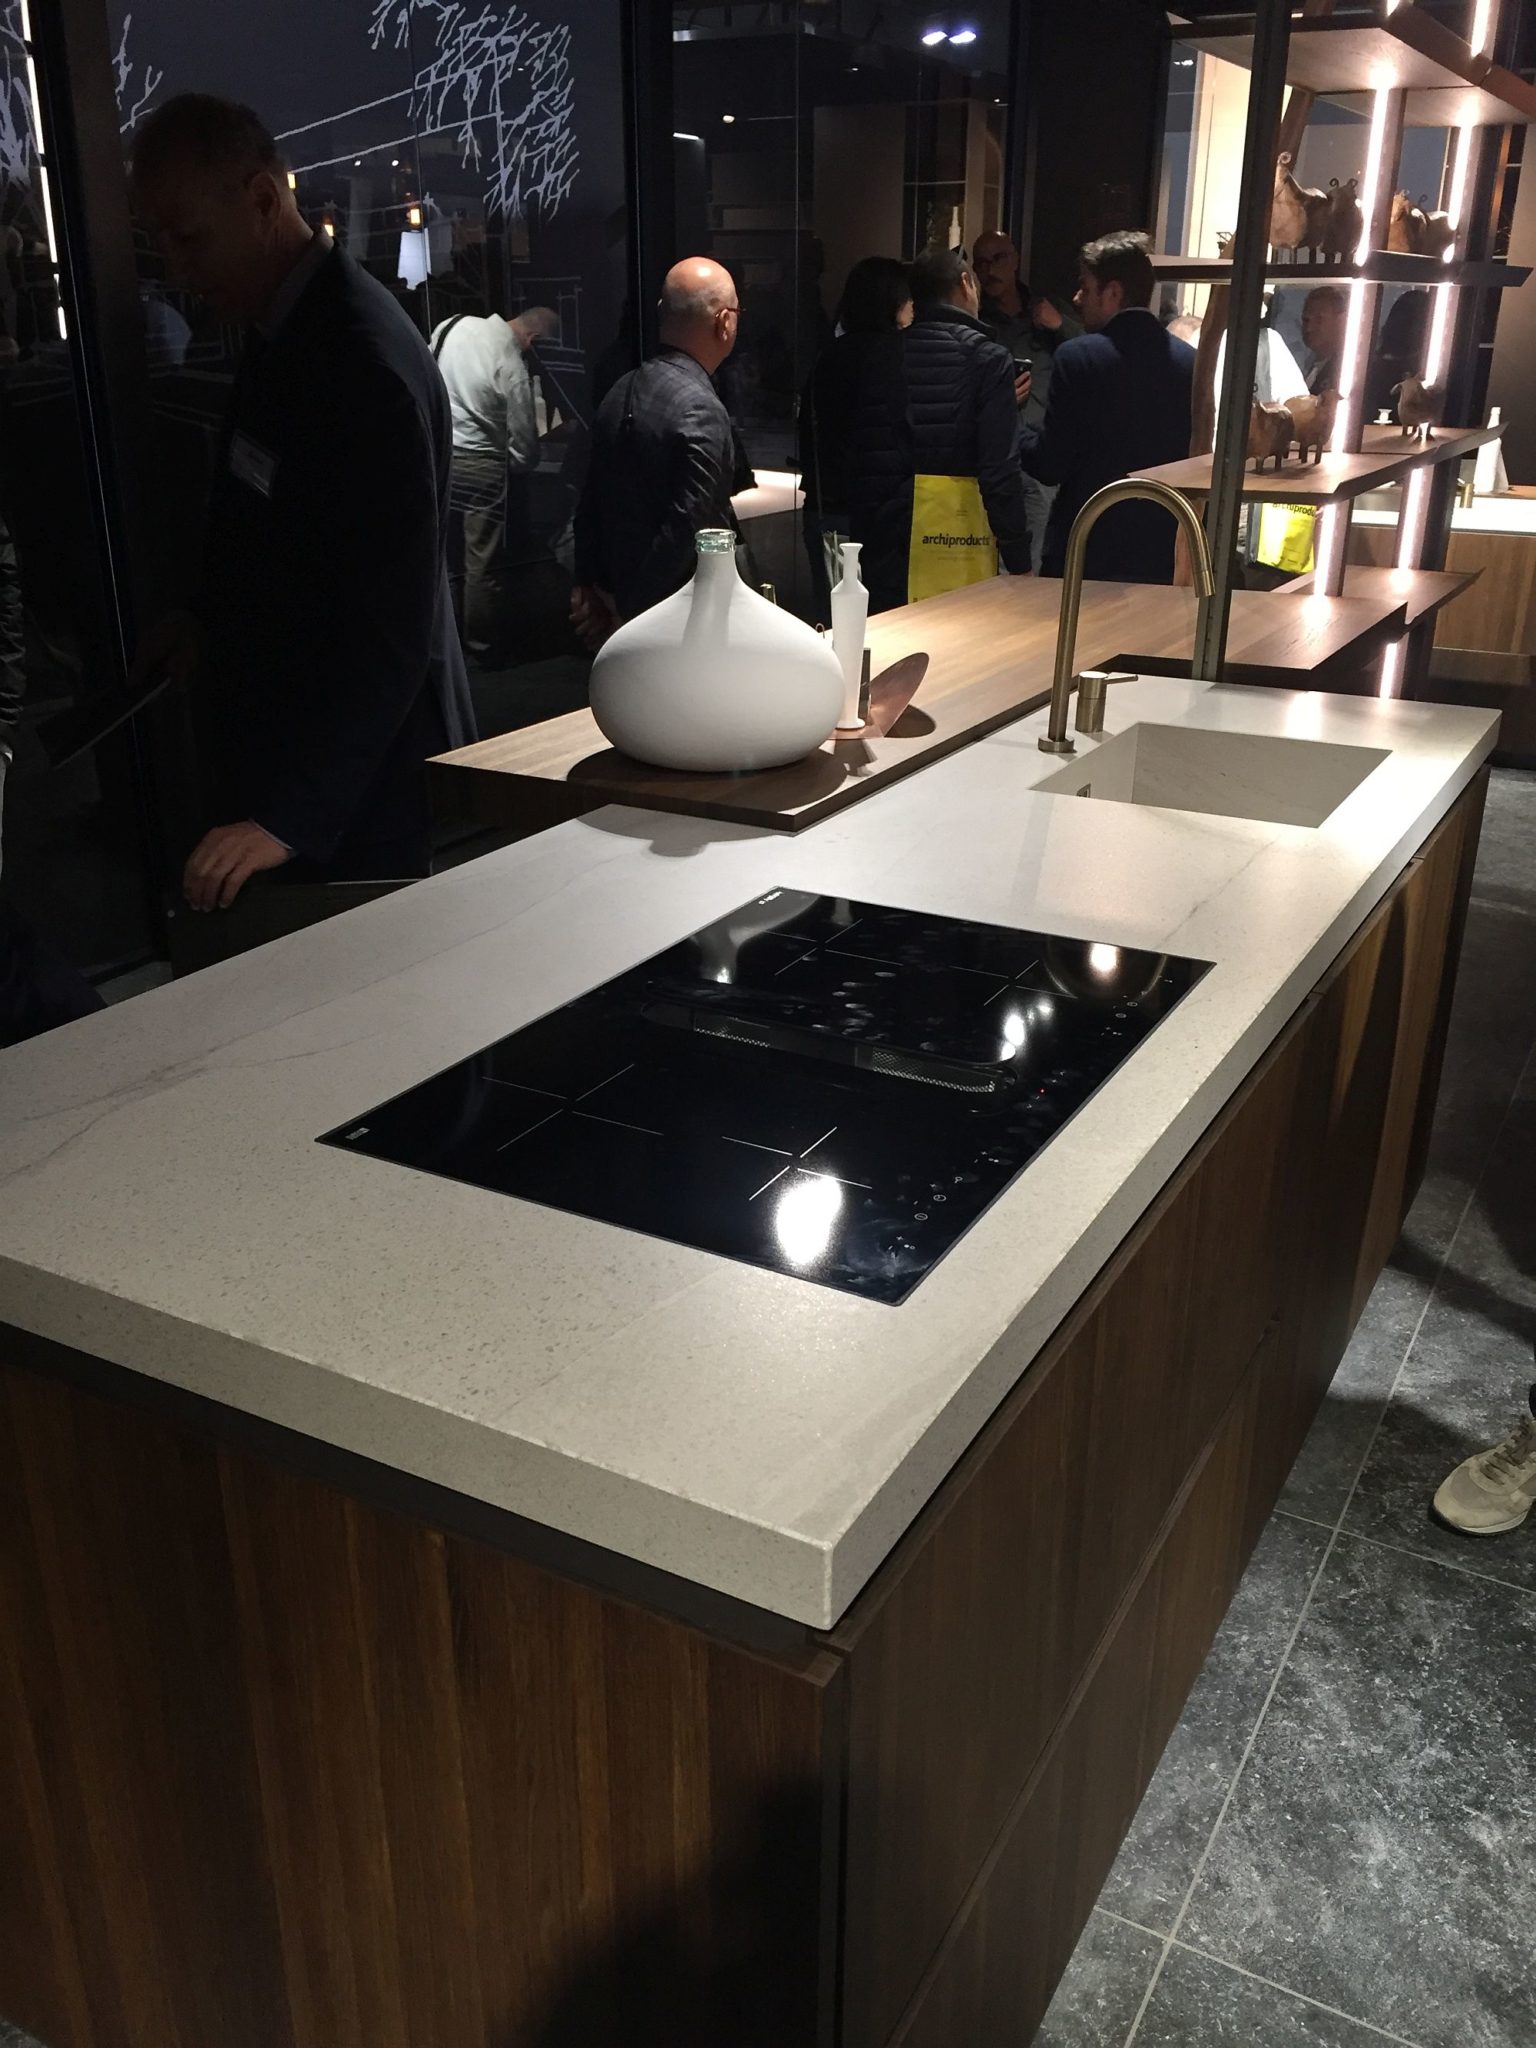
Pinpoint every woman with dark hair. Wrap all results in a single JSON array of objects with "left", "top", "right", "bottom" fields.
[
  {"left": 836, "top": 256, "right": 915, "bottom": 338},
  {"left": 799, "top": 257, "right": 913, "bottom": 619}
]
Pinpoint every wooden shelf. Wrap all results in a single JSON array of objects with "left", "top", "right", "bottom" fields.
[
  {"left": 1149, "top": 251, "right": 1531, "bottom": 289},
  {"left": 1272, "top": 563, "right": 1482, "bottom": 629},
  {"left": 430, "top": 578, "right": 1406, "bottom": 837},
  {"left": 1132, "top": 423, "right": 1500, "bottom": 505},
  {"left": 1172, "top": 5, "right": 1536, "bottom": 128}
]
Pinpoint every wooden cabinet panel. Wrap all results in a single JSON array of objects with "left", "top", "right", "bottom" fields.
[
  {"left": 1349, "top": 793, "right": 1474, "bottom": 1316},
  {"left": 0, "top": 1368, "right": 841, "bottom": 2048},
  {"left": 830, "top": 1013, "right": 1325, "bottom": 2048},
  {"left": 836, "top": 776, "right": 1487, "bottom": 2048},
  {"left": 894, "top": 1363, "right": 1264, "bottom": 2048}
]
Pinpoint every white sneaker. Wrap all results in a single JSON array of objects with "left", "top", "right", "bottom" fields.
[{"left": 1433, "top": 1411, "right": 1536, "bottom": 1535}]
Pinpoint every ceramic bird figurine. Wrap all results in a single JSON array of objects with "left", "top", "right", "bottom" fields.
[
  {"left": 1394, "top": 374, "right": 1446, "bottom": 443},
  {"left": 1418, "top": 200, "right": 1456, "bottom": 259},
  {"left": 1287, "top": 388, "right": 1338, "bottom": 465},
  {"left": 1323, "top": 176, "right": 1363, "bottom": 264},
  {"left": 1248, "top": 400, "right": 1295, "bottom": 471}
]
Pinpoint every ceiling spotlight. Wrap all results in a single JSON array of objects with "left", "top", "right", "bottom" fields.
[
  {"left": 722, "top": 112, "right": 736, "bottom": 122},
  {"left": 948, "top": 25, "right": 978, "bottom": 44},
  {"left": 921, "top": 27, "right": 947, "bottom": 45}
]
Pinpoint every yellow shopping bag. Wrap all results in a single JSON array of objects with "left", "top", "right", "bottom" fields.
[
  {"left": 1255, "top": 502, "right": 1317, "bottom": 575},
  {"left": 907, "top": 473, "right": 998, "bottom": 603}
]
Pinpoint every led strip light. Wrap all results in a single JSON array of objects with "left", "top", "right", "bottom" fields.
[
  {"left": 1314, "top": 80, "right": 1398, "bottom": 597},
  {"left": 1384, "top": 0, "right": 1505, "bottom": 701},
  {"left": 1328, "top": 1, "right": 1504, "bottom": 693},
  {"left": 16, "top": 0, "right": 66, "bottom": 340}
]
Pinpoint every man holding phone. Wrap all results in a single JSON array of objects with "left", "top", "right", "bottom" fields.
[{"left": 974, "top": 228, "right": 1082, "bottom": 572}]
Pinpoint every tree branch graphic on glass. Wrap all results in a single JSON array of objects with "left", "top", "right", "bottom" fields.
[
  {"left": 113, "top": 12, "right": 165, "bottom": 133},
  {"left": 0, "top": 3, "right": 34, "bottom": 189},
  {"left": 369, "top": 1, "right": 579, "bottom": 220}
]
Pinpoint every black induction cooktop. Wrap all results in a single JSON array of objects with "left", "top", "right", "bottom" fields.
[{"left": 320, "top": 890, "right": 1211, "bottom": 1305}]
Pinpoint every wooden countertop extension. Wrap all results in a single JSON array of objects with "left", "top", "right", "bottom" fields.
[
  {"left": 431, "top": 574, "right": 1408, "bottom": 838},
  {"left": 1275, "top": 563, "right": 1482, "bottom": 628}
]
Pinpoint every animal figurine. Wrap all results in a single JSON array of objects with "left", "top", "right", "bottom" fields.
[
  {"left": 1394, "top": 374, "right": 1446, "bottom": 443},
  {"left": 1248, "top": 400, "right": 1295, "bottom": 470},
  {"left": 1323, "top": 176, "right": 1363, "bottom": 264},
  {"left": 1418, "top": 200, "right": 1456, "bottom": 258},
  {"left": 1271, "top": 153, "right": 1330, "bottom": 260},
  {"left": 1287, "top": 387, "right": 1338, "bottom": 464},
  {"left": 1387, "top": 190, "right": 1427, "bottom": 254}
]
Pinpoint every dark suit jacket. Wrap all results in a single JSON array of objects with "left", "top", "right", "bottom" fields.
[
  {"left": 200, "top": 242, "right": 474, "bottom": 875},
  {"left": 573, "top": 346, "right": 737, "bottom": 621},
  {"left": 1020, "top": 310, "right": 1196, "bottom": 584}
]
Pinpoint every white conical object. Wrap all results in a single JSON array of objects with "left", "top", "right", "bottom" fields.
[
  {"left": 589, "top": 530, "right": 844, "bottom": 773},
  {"left": 829, "top": 540, "right": 870, "bottom": 731}
]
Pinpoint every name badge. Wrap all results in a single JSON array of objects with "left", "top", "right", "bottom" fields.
[{"left": 228, "top": 432, "right": 278, "bottom": 498}]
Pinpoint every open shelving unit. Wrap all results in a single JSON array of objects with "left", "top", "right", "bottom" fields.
[
  {"left": 1135, "top": 422, "right": 1502, "bottom": 503},
  {"left": 1165, "top": 0, "right": 1534, "bottom": 693},
  {"left": 1176, "top": 4, "right": 1536, "bottom": 123}
]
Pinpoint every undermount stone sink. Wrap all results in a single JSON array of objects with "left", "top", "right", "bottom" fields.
[{"left": 1035, "top": 723, "right": 1389, "bottom": 830}]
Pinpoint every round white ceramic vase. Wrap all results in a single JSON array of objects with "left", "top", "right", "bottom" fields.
[{"left": 589, "top": 529, "right": 845, "bottom": 773}]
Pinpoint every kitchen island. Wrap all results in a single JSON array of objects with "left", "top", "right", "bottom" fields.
[{"left": 0, "top": 674, "right": 1496, "bottom": 2047}]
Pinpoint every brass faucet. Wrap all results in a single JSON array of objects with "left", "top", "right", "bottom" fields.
[{"left": 1038, "top": 478, "right": 1217, "bottom": 756}]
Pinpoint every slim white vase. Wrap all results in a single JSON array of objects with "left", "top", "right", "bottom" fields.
[
  {"left": 829, "top": 540, "right": 869, "bottom": 731},
  {"left": 589, "top": 529, "right": 844, "bottom": 773}
]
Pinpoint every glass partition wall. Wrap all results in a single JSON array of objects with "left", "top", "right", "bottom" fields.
[
  {"left": 672, "top": 0, "right": 1015, "bottom": 620},
  {"left": 1, "top": 0, "right": 159, "bottom": 991},
  {"left": 3, "top": 0, "right": 1024, "bottom": 990},
  {"left": 110, "top": 0, "right": 632, "bottom": 735}
]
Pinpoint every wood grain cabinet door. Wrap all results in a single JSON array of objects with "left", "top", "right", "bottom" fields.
[{"left": 827, "top": 1008, "right": 1330, "bottom": 2048}]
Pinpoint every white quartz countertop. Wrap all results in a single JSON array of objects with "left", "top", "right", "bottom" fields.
[{"left": 0, "top": 678, "right": 1496, "bottom": 1627}]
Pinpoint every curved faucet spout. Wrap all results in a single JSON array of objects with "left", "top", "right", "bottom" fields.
[{"left": 1038, "top": 478, "right": 1217, "bottom": 756}]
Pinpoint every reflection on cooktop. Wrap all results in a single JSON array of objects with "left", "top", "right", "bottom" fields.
[{"left": 320, "top": 889, "right": 1212, "bottom": 1305}]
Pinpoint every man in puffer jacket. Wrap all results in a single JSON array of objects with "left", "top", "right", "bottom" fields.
[{"left": 847, "top": 247, "right": 1033, "bottom": 613}]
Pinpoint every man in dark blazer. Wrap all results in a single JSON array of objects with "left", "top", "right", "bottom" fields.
[
  {"left": 130, "top": 96, "right": 474, "bottom": 911},
  {"left": 1020, "top": 232, "right": 1196, "bottom": 585},
  {"left": 569, "top": 258, "right": 743, "bottom": 648}
]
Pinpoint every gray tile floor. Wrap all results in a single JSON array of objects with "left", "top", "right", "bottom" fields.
[
  {"left": 1039, "top": 764, "right": 1536, "bottom": 2048},
  {"left": 5, "top": 777, "right": 1533, "bottom": 2048}
]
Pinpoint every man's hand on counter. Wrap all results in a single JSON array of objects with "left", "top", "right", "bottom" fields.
[{"left": 182, "top": 820, "right": 292, "bottom": 912}]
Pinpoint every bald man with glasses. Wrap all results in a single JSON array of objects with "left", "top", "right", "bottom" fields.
[{"left": 572, "top": 258, "right": 744, "bottom": 650}]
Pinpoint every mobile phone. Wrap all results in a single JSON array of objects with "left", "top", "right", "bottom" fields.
[{"left": 1012, "top": 356, "right": 1033, "bottom": 378}]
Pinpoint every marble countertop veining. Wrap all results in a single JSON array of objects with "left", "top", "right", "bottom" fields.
[{"left": 0, "top": 676, "right": 1497, "bottom": 1627}]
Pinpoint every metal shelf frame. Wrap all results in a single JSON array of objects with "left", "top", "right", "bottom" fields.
[{"left": 1169, "top": 0, "right": 1530, "bottom": 687}]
